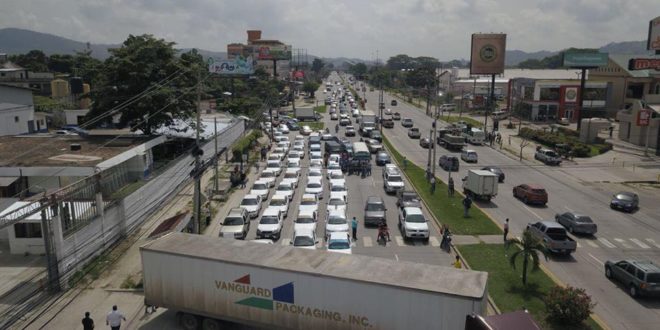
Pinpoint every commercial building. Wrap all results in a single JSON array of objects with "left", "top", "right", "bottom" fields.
[{"left": 226, "top": 30, "right": 291, "bottom": 78}]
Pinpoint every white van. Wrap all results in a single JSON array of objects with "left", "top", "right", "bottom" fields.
[
  {"left": 491, "top": 111, "right": 509, "bottom": 120},
  {"left": 439, "top": 104, "right": 456, "bottom": 112}
]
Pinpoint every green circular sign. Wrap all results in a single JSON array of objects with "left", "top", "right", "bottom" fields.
[
  {"left": 480, "top": 44, "right": 498, "bottom": 63},
  {"left": 566, "top": 89, "right": 577, "bottom": 100}
]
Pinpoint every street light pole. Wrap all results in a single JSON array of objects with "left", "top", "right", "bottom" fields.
[
  {"left": 379, "top": 83, "right": 384, "bottom": 133},
  {"left": 192, "top": 68, "right": 203, "bottom": 235}
]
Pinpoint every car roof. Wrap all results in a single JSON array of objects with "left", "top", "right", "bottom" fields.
[
  {"left": 539, "top": 221, "right": 563, "bottom": 228},
  {"left": 294, "top": 227, "right": 315, "bottom": 237},
  {"left": 403, "top": 207, "right": 423, "bottom": 215},
  {"left": 298, "top": 209, "right": 316, "bottom": 217},
  {"left": 328, "top": 232, "right": 349, "bottom": 240},
  {"left": 262, "top": 207, "right": 281, "bottom": 216},
  {"left": 327, "top": 208, "right": 346, "bottom": 217},
  {"left": 228, "top": 207, "right": 246, "bottom": 216},
  {"left": 628, "top": 260, "right": 660, "bottom": 272},
  {"left": 271, "top": 194, "right": 287, "bottom": 201},
  {"left": 253, "top": 179, "right": 269, "bottom": 185},
  {"left": 243, "top": 194, "right": 259, "bottom": 200},
  {"left": 367, "top": 196, "right": 384, "bottom": 203},
  {"left": 524, "top": 184, "right": 545, "bottom": 189}
]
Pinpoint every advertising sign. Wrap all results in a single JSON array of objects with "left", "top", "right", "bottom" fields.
[
  {"left": 564, "top": 87, "right": 579, "bottom": 103},
  {"left": 637, "top": 109, "right": 651, "bottom": 126},
  {"left": 648, "top": 16, "right": 660, "bottom": 50},
  {"left": 628, "top": 58, "right": 660, "bottom": 71},
  {"left": 253, "top": 45, "right": 292, "bottom": 61},
  {"left": 470, "top": 34, "right": 507, "bottom": 75},
  {"left": 563, "top": 52, "right": 609, "bottom": 68},
  {"left": 208, "top": 56, "right": 254, "bottom": 75}
]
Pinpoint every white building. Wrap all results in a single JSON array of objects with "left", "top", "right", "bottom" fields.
[{"left": 0, "top": 84, "right": 35, "bottom": 136}]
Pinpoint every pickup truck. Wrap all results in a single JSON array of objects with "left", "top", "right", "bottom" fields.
[
  {"left": 526, "top": 221, "right": 577, "bottom": 255},
  {"left": 396, "top": 190, "right": 422, "bottom": 209},
  {"left": 535, "top": 148, "right": 562, "bottom": 165}
]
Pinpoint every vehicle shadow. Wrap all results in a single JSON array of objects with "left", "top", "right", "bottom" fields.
[
  {"left": 606, "top": 279, "right": 660, "bottom": 309},
  {"left": 547, "top": 253, "right": 577, "bottom": 263},
  {"left": 473, "top": 200, "right": 498, "bottom": 209}
]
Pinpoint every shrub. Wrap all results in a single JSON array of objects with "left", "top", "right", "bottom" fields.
[
  {"left": 544, "top": 285, "right": 595, "bottom": 325},
  {"left": 570, "top": 144, "right": 591, "bottom": 157},
  {"left": 232, "top": 131, "right": 262, "bottom": 162},
  {"left": 597, "top": 143, "right": 613, "bottom": 154}
]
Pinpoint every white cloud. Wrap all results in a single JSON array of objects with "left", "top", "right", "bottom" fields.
[{"left": 0, "top": 0, "right": 655, "bottom": 60}]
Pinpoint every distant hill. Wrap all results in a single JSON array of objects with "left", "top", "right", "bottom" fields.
[
  {"left": 598, "top": 40, "right": 649, "bottom": 55},
  {"left": 505, "top": 50, "right": 556, "bottom": 66}
]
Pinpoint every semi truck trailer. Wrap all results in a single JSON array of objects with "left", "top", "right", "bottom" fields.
[{"left": 141, "top": 233, "right": 488, "bottom": 330}]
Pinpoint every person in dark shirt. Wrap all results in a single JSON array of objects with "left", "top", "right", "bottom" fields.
[{"left": 82, "top": 311, "right": 94, "bottom": 330}]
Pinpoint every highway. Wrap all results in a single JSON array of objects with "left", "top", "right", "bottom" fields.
[{"left": 354, "top": 74, "right": 660, "bottom": 329}]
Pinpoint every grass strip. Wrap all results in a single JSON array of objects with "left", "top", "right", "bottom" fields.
[
  {"left": 313, "top": 105, "right": 327, "bottom": 113},
  {"left": 383, "top": 136, "right": 501, "bottom": 235},
  {"left": 442, "top": 115, "right": 484, "bottom": 128},
  {"left": 458, "top": 244, "right": 602, "bottom": 330},
  {"left": 306, "top": 122, "right": 325, "bottom": 131}
]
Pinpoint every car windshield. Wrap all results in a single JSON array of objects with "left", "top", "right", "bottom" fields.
[
  {"left": 270, "top": 199, "right": 286, "bottom": 206},
  {"left": 647, "top": 273, "right": 660, "bottom": 283},
  {"left": 366, "top": 203, "right": 385, "bottom": 211},
  {"left": 329, "top": 199, "right": 345, "bottom": 206},
  {"left": 532, "top": 189, "right": 546, "bottom": 194},
  {"left": 277, "top": 185, "right": 291, "bottom": 191},
  {"left": 268, "top": 163, "right": 279, "bottom": 168},
  {"left": 331, "top": 185, "right": 346, "bottom": 191},
  {"left": 406, "top": 214, "right": 425, "bottom": 223},
  {"left": 260, "top": 216, "right": 279, "bottom": 224},
  {"left": 545, "top": 151, "right": 558, "bottom": 157},
  {"left": 575, "top": 216, "right": 593, "bottom": 223},
  {"left": 301, "top": 199, "right": 316, "bottom": 206},
  {"left": 252, "top": 183, "right": 267, "bottom": 190},
  {"left": 261, "top": 172, "right": 275, "bottom": 178},
  {"left": 241, "top": 198, "right": 258, "bottom": 205},
  {"left": 293, "top": 236, "right": 315, "bottom": 246},
  {"left": 403, "top": 193, "right": 418, "bottom": 201},
  {"left": 388, "top": 176, "right": 402, "bottom": 182},
  {"left": 223, "top": 217, "right": 244, "bottom": 226},
  {"left": 296, "top": 217, "right": 315, "bottom": 224},
  {"left": 328, "top": 216, "right": 347, "bottom": 225},
  {"left": 309, "top": 171, "right": 322, "bottom": 177},
  {"left": 328, "top": 240, "right": 350, "bottom": 250},
  {"left": 328, "top": 164, "right": 341, "bottom": 170},
  {"left": 331, "top": 173, "right": 344, "bottom": 179},
  {"left": 285, "top": 173, "right": 297, "bottom": 178},
  {"left": 307, "top": 183, "right": 322, "bottom": 188},
  {"left": 616, "top": 194, "right": 634, "bottom": 201}
]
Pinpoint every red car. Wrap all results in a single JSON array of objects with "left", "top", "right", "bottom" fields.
[{"left": 513, "top": 184, "right": 548, "bottom": 205}]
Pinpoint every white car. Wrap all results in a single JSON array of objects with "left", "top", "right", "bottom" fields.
[
  {"left": 385, "top": 108, "right": 392, "bottom": 115},
  {"left": 268, "top": 154, "right": 284, "bottom": 162},
  {"left": 273, "top": 130, "right": 283, "bottom": 138},
  {"left": 294, "top": 135, "right": 305, "bottom": 142},
  {"left": 301, "top": 126, "right": 312, "bottom": 135},
  {"left": 286, "top": 158, "right": 301, "bottom": 170},
  {"left": 282, "top": 168, "right": 300, "bottom": 188},
  {"left": 461, "top": 149, "right": 478, "bottom": 163},
  {"left": 249, "top": 180, "right": 270, "bottom": 200},
  {"left": 328, "top": 167, "right": 345, "bottom": 182},
  {"left": 278, "top": 125, "right": 290, "bottom": 134},
  {"left": 308, "top": 168, "right": 323, "bottom": 181},
  {"left": 326, "top": 232, "right": 352, "bottom": 254},
  {"left": 287, "top": 151, "right": 300, "bottom": 161},
  {"left": 257, "top": 207, "right": 284, "bottom": 240},
  {"left": 268, "top": 195, "right": 290, "bottom": 218},
  {"left": 275, "top": 182, "right": 295, "bottom": 201},
  {"left": 291, "top": 228, "right": 317, "bottom": 250},
  {"left": 326, "top": 194, "right": 347, "bottom": 214},
  {"left": 398, "top": 207, "right": 430, "bottom": 241},
  {"left": 240, "top": 194, "right": 262, "bottom": 218},
  {"left": 265, "top": 160, "right": 283, "bottom": 176},
  {"left": 273, "top": 147, "right": 287, "bottom": 155},
  {"left": 309, "top": 144, "right": 322, "bottom": 153},
  {"left": 294, "top": 209, "right": 318, "bottom": 233},
  {"left": 299, "top": 193, "right": 319, "bottom": 217},
  {"left": 352, "top": 109, "right": 360, "bottom": 117},
  {"left": 328, "top": 154, "right": 341, "bottom": 164},
  {"left": 258, "top": 169, "right": 278, "bottom": 187},
  {"left": 327, "top": 163, "right": 343, "bottom": 178},
  {"left": 305, "top": 178, "right": 324, "bottom": 199},
  {"left": 339, "top": 113, "right": 350, "bottom": 120},
  {"left": 321, "top": 133, "right": 333, "bottom": 141},
  {"left": 329, "top": 182, "right": 348, "bottom": 201},
  {"left": 325, "top": 209, "right": 349, "bottom": 239},
  {"left": 310, "top": 151, "right": 322, "bottom": 161},
  {"left": 383, "top": 164, "right": 405, "bottom": 193},
  {"left": 292, "top": 145, "right": 304, "bottom": 157},
  {"left": 309, "top": 159, "right": 323, "bottom": 169},
  {"left": 276, "top": 142, "right": 289, "bottom": 153}
]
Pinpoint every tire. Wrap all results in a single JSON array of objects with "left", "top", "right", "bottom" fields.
[
  {"left": 569, "top": 226, "right": 574, "bottom": 234},
  {"left": 523, "top": 196, "right": 529, "bottom": 204},
  {"left": 202, "top": 318, "right": 222, "bottom": 330},
  {"left": 629, "top": 284, "right": 639, "bottom": 298},
  {"left": 605, "top": 267, "right": 612, "bottom": 279},
  {"left": 181, "top": 313, "right": 200, "bottom": 330}
]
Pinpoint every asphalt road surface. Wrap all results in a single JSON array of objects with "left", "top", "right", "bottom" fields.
[{"left": 351, "top": 73, "right": 660, "bottom": 330}]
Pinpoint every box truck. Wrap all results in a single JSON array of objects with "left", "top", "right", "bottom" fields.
[
  {"left": 462, "top": 170, "right": 498, "bottom": 201},
  {"left": 141, "top": 233, "right": 488, "bottom": 330}
]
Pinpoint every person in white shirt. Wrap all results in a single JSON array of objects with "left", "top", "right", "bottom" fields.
[{"left": 106, "top": 305, "right": 126, "bottom": 330}]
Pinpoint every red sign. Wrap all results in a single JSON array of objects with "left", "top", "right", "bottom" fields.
[
  {"left": 637, "top": 109, "right": 652, "bottom": 126},
  {"left": 293, "top": 70, "right": 304, "bottom": 79},
  {"left": 628, "top": 58, "right": 660, "bottom": 71}
]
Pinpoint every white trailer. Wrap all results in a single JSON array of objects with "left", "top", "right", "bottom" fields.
[
  {"left": 141, "top": 233, "right": 488, "bottom": 330},
  {"left": 462, "top": 170, "right": 498, "bottom": 201}
]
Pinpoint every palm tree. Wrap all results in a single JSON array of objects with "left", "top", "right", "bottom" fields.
[{"left": 506, "top": 229, "right": 549, "bottom": 285}]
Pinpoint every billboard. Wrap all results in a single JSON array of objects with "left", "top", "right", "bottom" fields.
[
  {"left": 628, "top": 58, "right": 660, "bottom": 71},
  {"left": 563, "top": 52, "right": 609, "bottom": 68},
  {"left": 648, "top": 16, "right": 660, "bottom": 50},
  {"left": 208, "top": 56, "right": 254, "bottom": 75},
  {"left": 637, "top": 109, "right": 651, "bottom": 126},
  {"left": 470, "top": 34, "right": 506, "bottom": 75},
  {"left": 253, "top": 45, "right": 292, "bottom": 61}
]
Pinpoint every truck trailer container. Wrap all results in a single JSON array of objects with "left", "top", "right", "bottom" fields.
[
  {"left": 462, "top": 170, "right": 499, "bottom": 201},
  {"left": 141, "top": 233, "right": 488, "bottom": 330}
]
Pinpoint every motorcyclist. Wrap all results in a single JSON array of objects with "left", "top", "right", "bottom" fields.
[
  {"left": 377, "top": 221, "right": 391, "bottom": 243},
  {"left": 335, "top": 124, "right": 339, "bottom": 133}
]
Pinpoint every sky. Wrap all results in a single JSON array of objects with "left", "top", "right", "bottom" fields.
[{"left": 1, "top": 0, "right": 657, "bottom": 60}]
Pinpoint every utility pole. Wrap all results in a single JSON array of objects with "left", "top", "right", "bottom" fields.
[
  {"left": 432, "top": 87, "right": 439, "bottom": 178},
  {"left": 484, "top": 74, "right": 495, "bottom": 132},
  {"left": 213, "top": 117, "right": 219, "bottom": 193},
  {"left": 379, "top": 83, "right": 384, "bottom": 133},
  {"left": 192, "top": 68, "right": 203, "bottom": 234}
]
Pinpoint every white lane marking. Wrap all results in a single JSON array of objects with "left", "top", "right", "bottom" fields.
[
  {"left": 588, "top": 253, "right": 604, "bottom": 266},
  {"left": 395, "top": 236, "right": 404, "bottom": 246},
  {"left": 565, "top": 206, "right": 574, "bottom": 212},
  {"left": 429, "top": 236, "right": 440, "bottom": 247},
  {"left": 522, "top": 205, "right": 543, "bottom": 220},
  {"left": 363, "top": 236, "right": 373, "bottom": 247},
  {"left": 614, "top": 238, "right": 633, "bottom": 249},
  {"left": 598, "top": 238, "right": 616, "bottom": 248},
  {"left": 371, "top": 176, "right": 375, "bottom": 187},
  {"left": 576, "top": 242, "right": 582, "bottom": 248},
  {"left": 281, "top": 238, "right": 291, "bottom": 246},
  {"left": 395, "top": 254, "right": 399, "bottom": 261},
  {"left": 586, "top": 240, "right": 599, "bottom": 248},
  {"left": 646, "top": 239, "right": 660, "bottom": 249},
  {"left": 630, "top": 238, "right": 650, "bottom": 249}
]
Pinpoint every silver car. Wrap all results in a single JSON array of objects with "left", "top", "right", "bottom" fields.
[{"left": 555, "top": 212, "right": 598, "bottom": 235}]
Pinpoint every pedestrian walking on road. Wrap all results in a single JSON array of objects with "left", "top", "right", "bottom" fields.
[
  {"left": 503, "top": 218, "right": 509, "bottom": 242},
  {"left": 453, "top": 255, "right": 462, "bottom": 269},
  {"left": 106, "top": 305, "right": 126, "bottom": 330},
  {"left": 448, "top": 177, "right": 455, "bottom": 197},
  {"left": 260, "top": 147, "right": 267, "bottom": 161},
  {"left": 82, "top": 311, "right": 94, "bottom": 330},
  {"left": 462, "top": 195, "right": 472, "bottom": 218},
  {"left": 351, "top": 217, "right": 358, "bottom": 241},
  {"left": 403, "top": 157, "right": 408, "bottom": 170},
  {"left": 240, "top": 171, "right": 247, "bottom": 188},
  {"left": 367, "top": 162, "right": 372, "bottom": 176},
  {"left": 430, "top": 177, "right": 436, "bottom": 194}
]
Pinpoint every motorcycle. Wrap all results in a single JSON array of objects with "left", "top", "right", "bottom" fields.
[
  {"left": 440, "top": 232, "right": 452, "bottom": 252},
  {"left": 377, "top": 223, "right": 391, "bottom": 246}
]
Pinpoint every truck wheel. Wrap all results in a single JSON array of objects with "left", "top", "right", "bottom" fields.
[
  {"left": 181, "top": 313, "right": 200, "bottom": 330},
  {"left": 629, "top": 284, "right": 639, "bottom": 298},
  {"left": 202, "top": 318, "right": 221, "bottom": 330}
]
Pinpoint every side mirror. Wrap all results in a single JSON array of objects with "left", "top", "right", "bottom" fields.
[
  {"left": 289, "top": 241, "right": 293, "bottom": 245},
  {"left": 315, "top": 240, "right": 320, "bottom": 244}
]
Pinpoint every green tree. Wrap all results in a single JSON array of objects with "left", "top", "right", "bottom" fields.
[
  {"left": 86, "top": 34, "right": 200, "bottom": 134},
  {"left": 349, "top": 63, "right": 368, "bottom": 79},
  {"left": 302, "top": 81, "right": 320, "bottom": 97},
  {"left": 10, "top": 50, "right": 48, "bottom": 72},
  {"left": 386, "top": 54, "right": 415, "bottom": 70},
  {"left": 506, "top": 229, "right": 549, "bottom": 285},
  {"left": 311, "top": 58, "right": 325, "bottom": 73}
]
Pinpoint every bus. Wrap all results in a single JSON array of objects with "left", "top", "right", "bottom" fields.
[{"left": 352, "top": 142, "right": 371, "bottom": 161}]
